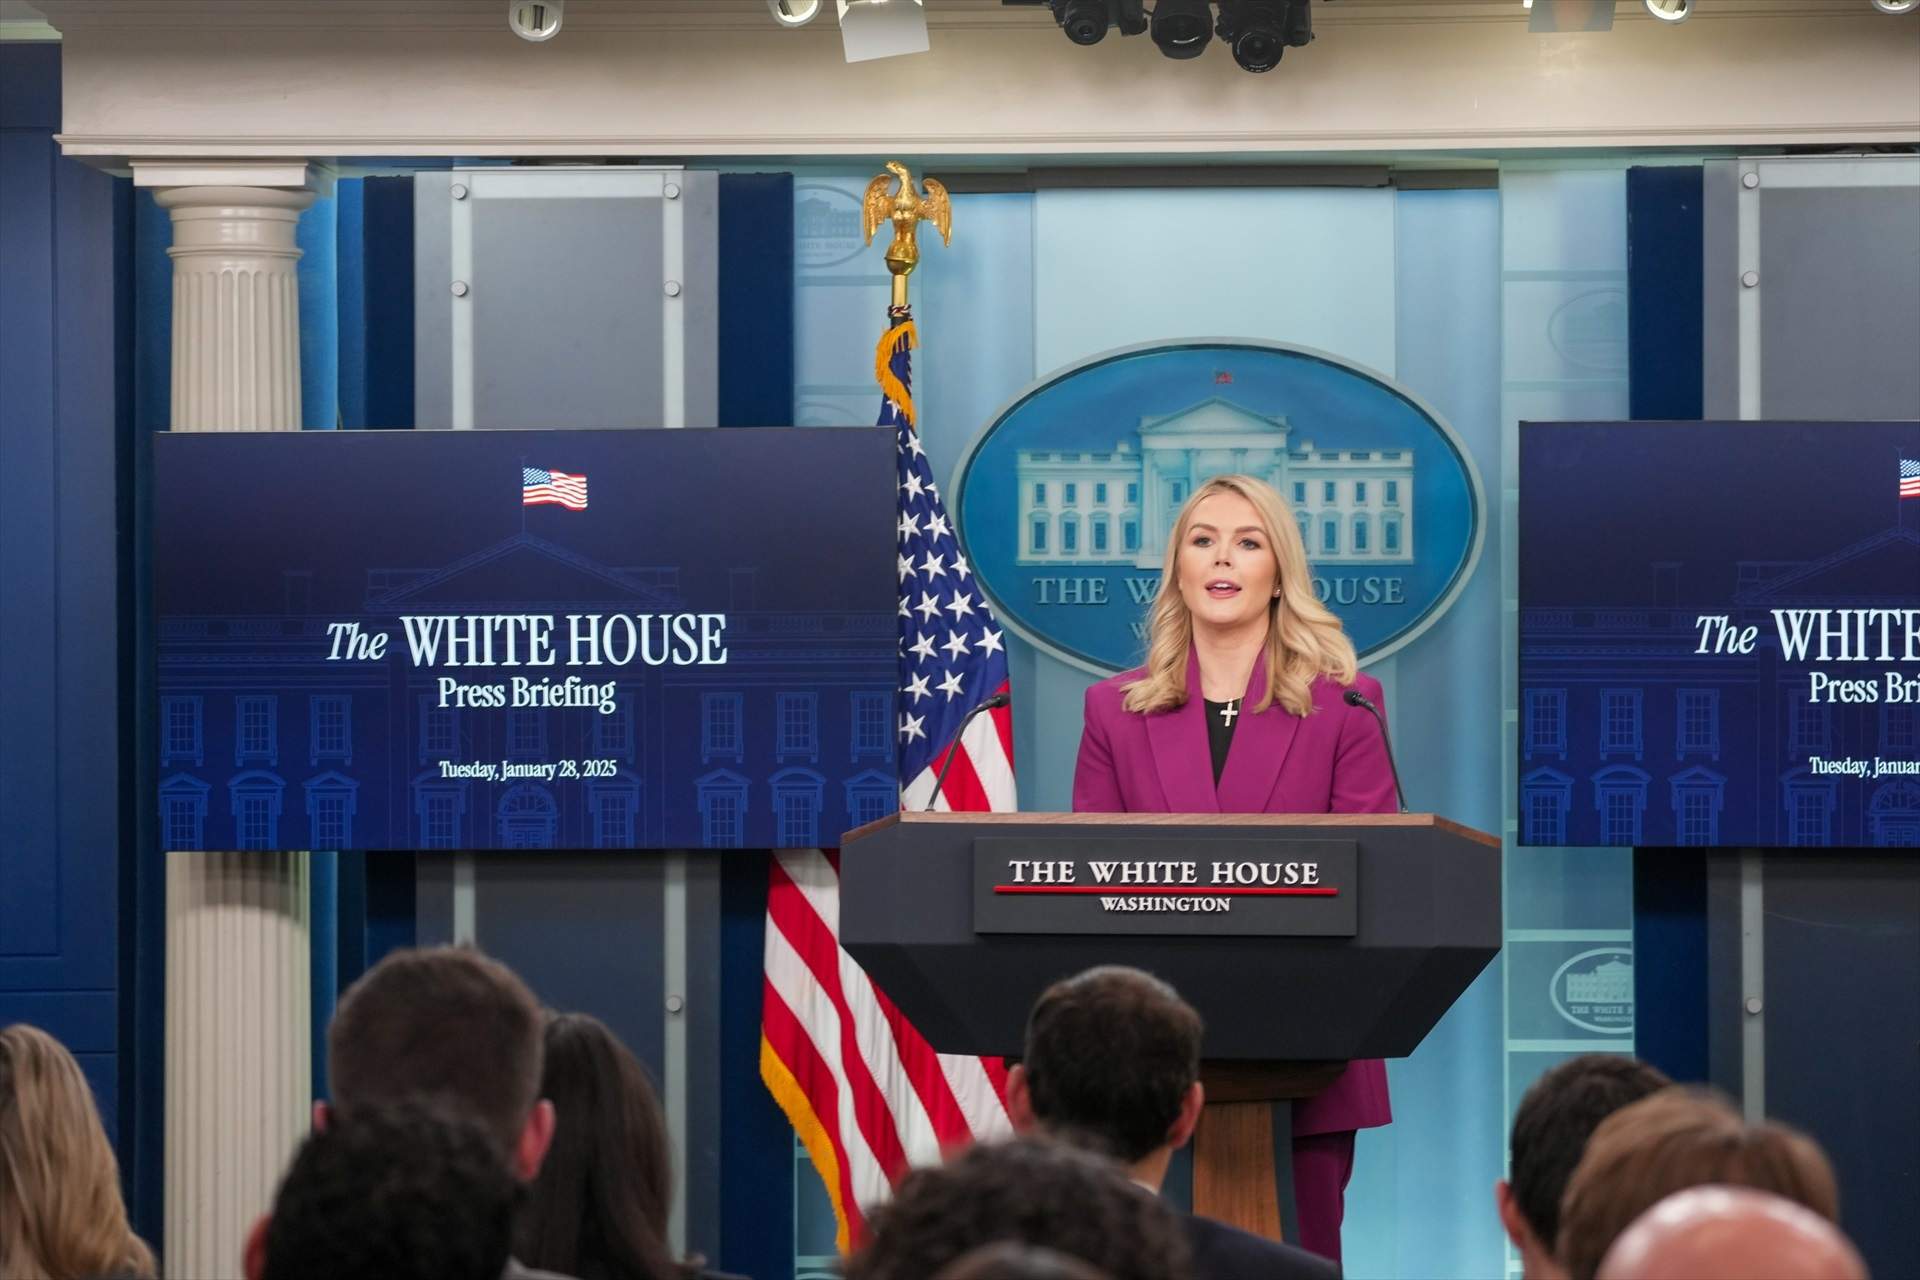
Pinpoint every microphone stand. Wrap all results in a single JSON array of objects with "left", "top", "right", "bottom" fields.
[
  {"left": 1343, "top": 689, "right": 1409, "bottom": 814},
  {"left": 924, "top": 691, "right": 1010, "bottom": 811}
]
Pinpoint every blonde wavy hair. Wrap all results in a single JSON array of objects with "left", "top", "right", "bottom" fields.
[
  {"left": 1122, "top": 474, "right": 1357, "bottom": 718},
  {"left": 0, "top": 1024, "right": 156, "bottom": 1280}
]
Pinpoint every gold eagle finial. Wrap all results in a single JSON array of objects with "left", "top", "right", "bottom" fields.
[{"left": 862, "top": 161, "right": 951, "bottom": 309}]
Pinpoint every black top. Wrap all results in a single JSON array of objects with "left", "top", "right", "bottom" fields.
[
  {"left": 1182, "top": 1213, "right": 1343, "bottom": 1280},
  {"left": 1202, "top": 697, "right": 1241, "bottom": 786}
]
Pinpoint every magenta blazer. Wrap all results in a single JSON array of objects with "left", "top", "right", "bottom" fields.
[{"left": 1072, "top": 645, "right": 1394, "bottom": 1136}]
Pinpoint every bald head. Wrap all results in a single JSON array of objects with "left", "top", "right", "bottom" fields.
[{"left": 1597, "top": 1187, "right": 1868, "bottom": 1280}]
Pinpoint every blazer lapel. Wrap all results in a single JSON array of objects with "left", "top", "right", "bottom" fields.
[
  {"left": 1146, "top": 647, "right": 1219, "bottom": 813},
  {"left": 1216, "top": 654, "right": 1302, "bottom": 813}
]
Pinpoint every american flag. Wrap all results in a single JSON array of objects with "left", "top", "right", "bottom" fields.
[
  {"left": 760, "top": 306, "right": 1016, "bottom": 1253},
  {"left": 522, "top": 467, "right": 588, "bottom": 510},
  {"left": 1901, "top": 458, "right": 1920, "bottom": 499}
]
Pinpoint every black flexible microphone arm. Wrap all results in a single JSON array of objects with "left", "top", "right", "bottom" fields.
[
  {"left": 924, "top": 691, "right": 1011, "bottom": 811},
  {"left": 1343, "top": 688, "right": 1409, "bottom": 814}
]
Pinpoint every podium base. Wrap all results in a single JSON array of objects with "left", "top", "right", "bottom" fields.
[{"left": 1192, "top": 1061, "right": 1345, "bottom": 1244}]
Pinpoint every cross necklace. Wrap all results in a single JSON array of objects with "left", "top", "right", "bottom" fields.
[{"left": 1218, "top": 699, "right": 1240, "bottom": 727}]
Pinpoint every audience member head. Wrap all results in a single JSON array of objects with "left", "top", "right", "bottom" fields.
[
  {"left": 244, "top": 1097, "right": 519, "bottom": 1280},
  {"left": 516, "top": 1012, "right": 686, "bottom": 1280},
  {"left": 1596, "top": 1186, "right": 1867, "bottom": 1280},
  {"left": 1004, "top": 966, "right": 1204, "bottom": 1185},
  {"left": 324, "top": 945, "right": 553, "bottom": 1180},
  {"left": 0, "top": 1024, "right": 157, "bottom": 1280},
  {"left": 1497, "top": 1053, "right": 1672, "bottom": 1278},
  {"left": 846, "top": 1136, "right": 1194, "bottom": 1280},
  {"left": 932, "top": 1242, "right": 1114, "bottom": 1280},
  {"left": 1558, "top": 1087, "right": 1840, "bottom": 1280}
]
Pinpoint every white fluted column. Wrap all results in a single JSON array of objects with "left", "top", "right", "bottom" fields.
[{"left": 153, "top": 178, "right": 316, "bottom": 1280}]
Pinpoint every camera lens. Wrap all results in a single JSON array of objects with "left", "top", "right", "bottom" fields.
[
  {"left": 1058, "top": 0, "right": 1111, "bottom": 44},
  {"left": 1151, "top": 0, "right": 1213, "bottom": 59}
]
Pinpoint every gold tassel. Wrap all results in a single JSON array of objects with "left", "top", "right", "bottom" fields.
[{"left": 875, "top": 319, "right": 918, "bottom": 428}]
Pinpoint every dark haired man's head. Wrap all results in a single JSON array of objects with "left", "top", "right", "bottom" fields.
[
  {"left": 245, "top": 1098, "right": 518, "bottom": 1280},
  {"left": 846, "top": 1136, "right": 1193, "bottom": 1280},
  {"left": 1005, "top": 966, "right": 1204, "bottom": 1184},
  {"left": 1496, "top": 1053, "right": 1672, "bottom": 1279},
  {"left": 516, "top": 1012, "right": 683, "bottom": 1280},
  {"left": 324, "top": 946, "right": 554, "bottom": 1181}
]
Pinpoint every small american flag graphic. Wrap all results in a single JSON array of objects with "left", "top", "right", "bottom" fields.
[
  {"left": 1901, "top": 458, "right": 1920, "bottom": 499},
  {"left": 523, "top": 467, "right": 588, "bottom": 510}
]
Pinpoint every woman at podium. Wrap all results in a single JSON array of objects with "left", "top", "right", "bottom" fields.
[{"left": 1071, "top": 473, "right": 1396, "bottom": 1263}]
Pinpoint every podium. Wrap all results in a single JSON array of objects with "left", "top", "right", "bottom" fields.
[{"left": 840, "top": 812, "right": 1501, "bottom": 1242}]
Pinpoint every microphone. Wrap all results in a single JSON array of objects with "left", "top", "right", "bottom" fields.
[
  {"left": 924, "top": 690, "right": 1011, "bottom": 812},
  {"left": 1343, "top": 688, "right": 1409, "bottom": 814}
]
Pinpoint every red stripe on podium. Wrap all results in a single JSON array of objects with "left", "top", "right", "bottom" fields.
[{"left": 991, "top": 885, "right": 1339, "bottom": 896}]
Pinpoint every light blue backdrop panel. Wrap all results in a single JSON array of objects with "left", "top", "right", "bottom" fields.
[
  {"left": 1032, "top": 188, "right": 1399, "bottom": 377},
  {"left": 796, "top": 176, "right": 1513, "bottom": 1278},
  {"left": 1337, "top": 187, "right": 1508, "bottom": 1280},
  {"left": 1497, "top": 164, "right": 1637, "bottom": 1280}
]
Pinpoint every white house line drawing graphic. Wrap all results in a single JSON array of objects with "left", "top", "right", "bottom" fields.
[
  {"left": 1014, "top": 399, "right": 1416, "bottom": 569},
  {"left": 1565, "top": 957, "right": 1633, "bottom": 1005}
]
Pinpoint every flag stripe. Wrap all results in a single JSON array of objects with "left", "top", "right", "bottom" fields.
[
  {"left": 773, "top": 851, "right": 1011, "bottom": 1166},
  {"left": 773, "top": 847, "right": 845, "bottom": 935},
  {"left": 767, "top": 858, "right": 921, "bottom": 1185},
  {"left": 772, "top": 848, "right": 1003, "bottom": 1157},
  {"left": 865, "top": 980, "right": 982, "bottom": 1152},
  {"left": 764, "top": 859, "right": 913, "bottom": 1189},
  {"left": 902, "top": 736, "right": 988, "bottom": 813},
  {"left": 935, "top": 1050, "right": 1014, "bottom": 1143},
  {"left": 758, "top": 1019, "right": 857, "bottom": 1254},
  {"left": 763, "top": 920, "right": 897, "bottom": 1213},
  {"left": 964, "top": 696, "right": 1018, "bottom": 811},
  {"left": 977, "top": 1054, "right": 1012, "bottom": 1103}
]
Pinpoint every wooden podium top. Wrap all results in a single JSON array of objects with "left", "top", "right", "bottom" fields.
[{"left": 845, "top": 810, "right": 1499, "bottom": 850}]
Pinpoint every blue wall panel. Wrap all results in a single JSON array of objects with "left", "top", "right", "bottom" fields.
[{"left": 0, "top": 43, "right": 134, "bottom": 1154}]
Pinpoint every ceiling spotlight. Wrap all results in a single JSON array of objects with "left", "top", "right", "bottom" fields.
[
  {"left": 768, "top": 0, "right": 823, "bottom": 25},
  {"left": 1527, "top": 0, "right": 1616, "bottom": 31},
  {"left": 1151, "top": 0, "right": 1214, "bottom": 59},
  {"left": 507, "top": 0, "right": 562, "bottom": 42},
  {"left": 1216, "top": 0, "right": 1310, "bottom": 72},
  {"left": 1871, "top": 0, "right": 1917, "bottom": 14},
  {"left": 1644, "top": 0, "right": 1690, "bottom": 20},
  {"left": 837, "top": 0, "right": 930, "bottom": 61}
]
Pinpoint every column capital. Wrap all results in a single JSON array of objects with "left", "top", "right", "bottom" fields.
[{"left": 155, "top": 186, "right": 315, "bottom": 264}]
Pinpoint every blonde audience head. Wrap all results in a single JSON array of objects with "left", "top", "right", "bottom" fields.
[{"left": 0, "top": 1023, "right": 156, "bottom": 1280}]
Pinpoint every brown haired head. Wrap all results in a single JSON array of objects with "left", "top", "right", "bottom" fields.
[
  {"left": 514, "top": 1012, "right": 687, "bottom": 1280},
  {"left": 0, "top": 1024, "right": 157, "bottom": 1280},
  {"left": 326, "top": 946, "right": 545, "bottom": 1171},
  {"left": 1557, "top": 1087, "right": 1840, "bottom": 1280}
]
